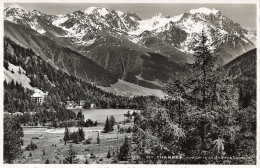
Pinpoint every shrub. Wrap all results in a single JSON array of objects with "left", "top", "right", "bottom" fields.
[
  {"left": 25, "top": 141, "right": 37, "bottom": 151},
  {"left": 84, "top": 137, "right": 92, "bottom": 144},
  {"left": 84, "top": 158, "right": 89, "bottom": 164},
  {"left": 107, "top": 150, "right": 111, "bottom": 158},
  {"left": 127, "top": 126, "right": 132, "bottom": 133},
  {"left": 89, "top": 152, "right": 96, "bottom": 159},
  {"left": 45, "top": 159, "right": 50, "bottom": 164}
]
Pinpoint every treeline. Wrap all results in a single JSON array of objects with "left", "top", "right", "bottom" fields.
[
  {"left": 76, "top": 110, "right": 98, "bottom": 127},
  {"left": 4, "top": 80, "right": 33, "bottom": 112}
]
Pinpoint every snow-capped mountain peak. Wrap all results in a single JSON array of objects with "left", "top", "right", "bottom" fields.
[
  {"left": 153, "top": 13, "right": 170, "bottom": 18},
  {"left": 116, "top": 10, "right": 124, "bottom": 17},
  {"left": 5, "top": 4, "right": 26, "bottom": 11},
  {"left": 4, "top": 5, "right": 29, "bottom": 15},
  {"left": 4, "top": 5, "right": 256, "bottom": 64},
  {"left": 189, "top": 7, "right": 220, "bottom": 15},
  {"left": 84, "top": 6, "right": 109, "bottom": 17}
]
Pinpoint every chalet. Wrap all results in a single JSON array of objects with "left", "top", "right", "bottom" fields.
[
  {"left": 31, "top": 92, "right": 47, "bottom": 105},
  {"left": 79, "top": 100, "right": 87, "bottom": 106}
]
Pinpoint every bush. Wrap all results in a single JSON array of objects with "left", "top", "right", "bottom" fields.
[
  {"left": 28, "top": 152, "right": 32, "bottom": 157},
  {"left": 45, "top": 159, "right": 50, "bottom": 164},
  {"left": 85, "top": 137, "right": 92, "bottom": 144},
  {"left": 25, "top": 141, "right": 37, "bottom": 151},
  {"left": 84, "top": 158, "right": 89, "bottom": 164},
  {"left": 84, "top": 119, "right": 97, "bottom": 127},
  {"left": 107, "top": 150, "right": 111, "bottom": 158},
  {"left": 127, "top": 126, "right": 132, "bottom": 133},
  {"left": 70, "top": 131, "right": 82, "bottom": 143},
  {"left": 89, "top": 152, "right": 96, "bottom": 159},
  {"left": 118, "top": 136, "right": 129, "bottom": 161}
]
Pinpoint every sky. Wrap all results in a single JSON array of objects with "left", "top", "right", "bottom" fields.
[{"left": 4, "top": 3, "right": 257, "bottom": 30}]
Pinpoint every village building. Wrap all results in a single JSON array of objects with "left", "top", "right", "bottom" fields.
[
  {"left": 13, "top": 112, "right": 23, "bottom": 115},
  {"left": 79, "top": 100, "right": 86, "bottom": 106},
  {"left": 24, "top": 111, "right": 36, "bottom": 115},
  {"left": 66, "top": 101, "right": 78, "bottom": 109},
  {"left": 31, "top": 92, "right": 47, "bottom": 105},
  {"left": 90, "top": 103, "right": 96, "bottom": 109}
]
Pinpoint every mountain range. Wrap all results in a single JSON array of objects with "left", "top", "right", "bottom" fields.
[{"left": 4, "top": 6, "right": 256, "bottom": 95}]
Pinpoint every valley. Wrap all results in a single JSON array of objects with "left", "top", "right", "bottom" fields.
[
  {"left": 3, "top": 3, "right": 256, "bottom": 165},
  {"left": 13, "top": 108, "right": 136, "bottom": 164}
]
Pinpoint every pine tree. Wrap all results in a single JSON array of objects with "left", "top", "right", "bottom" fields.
[
  {"left": 76, "top": 110, "right": 83, "bottom": 120},
  {"left": 84, "top": 157, "right": 89, "bottom": 164},
  {"left": 63, "top": 145, "right": 79, "bottom": 164},
  {"left": 118, "top": 136, "right": 130, "bottom": 161},
  {"left": 4, "top": 115, "right": 23, "bottom": 163},
  {"left": 64, "top": 126, "right": 70, "bottom": 145},
  {"left": 110, "top": 115, "right": 115, "bottom": 127},
  {"left": 45, "top": 159, "right": 50, "bottom": 164},
  {"left": 107, "top": 150, "right": 111, "bottom": 158},
  {"left": 75, "top": 133, "right": 79, "bottom": 144},
  {"left": 78, "top": 127, "right": 85, "bottom": 141},
  {"left": 97, "top": 132, "right": 100, "bottom": 144},
  {"left": 103, "top": 116, "right": 111, "bottom": 133},
  {"left": 4, "top": 60, "right": 9, "bottom": 70}
]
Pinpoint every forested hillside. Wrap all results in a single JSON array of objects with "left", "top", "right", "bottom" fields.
[
  {"left": 224, "top": 49, "right": 256, "bottom": 109},
  {"left": 4, "top": 37, "right": 157, "bottom": 115}
]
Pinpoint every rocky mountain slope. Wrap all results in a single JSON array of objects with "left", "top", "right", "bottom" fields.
[{"left": 4, "top": 6, "right": 256, "bottom": 89}]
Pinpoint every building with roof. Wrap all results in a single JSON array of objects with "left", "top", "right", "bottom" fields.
[
  {"left": 31, "top": 92, "right": 47, "bottom": 105},
  {"left": 79, "top": 100, "right": 87, "bottom": 106}
]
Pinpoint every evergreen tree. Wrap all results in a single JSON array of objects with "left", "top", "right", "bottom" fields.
[
  {"left": 84, "top": 158, "right": 89, "bottom": 164},
  {"left": 45, "top": 159, "right": 50, "bottom": 164},
  {"left": 78, "top": 127, "right": 85, "bottom": 141},
  {"left": 97, "top": 132, "right": 100, "bottom": 144},
  {"left": 76, "top": 110, "right": 83, "bottom": 120},
  {"left": 110, "top": 115, "right": 115, "bottom": 127},
  {"left": 64, "top": 127, "right": 70, "bottom": 145},
  {"left": 107, "top": 150, "right": 111, "bottom": 158},
  {"left": 75, "top": 133, "right": 79, "bottom": 144},
  {"left": 4, "top": 60, "right": 9, "bottom": 70},
  {"left": 63, "top": 145, "right": 79, "bottom": 164},
  {"left": 118, "top": 136, "right": 130, "bottom": 161},
  {"left": 4, "top": 115, "right": 23, "bottom": 163},
  {"left": 103, "top": 116, "right": 111, "bottom": 133}
]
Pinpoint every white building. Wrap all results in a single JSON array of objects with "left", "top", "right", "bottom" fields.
[{"left": 31, "top": 92, "right": 47, "bottom": 105}]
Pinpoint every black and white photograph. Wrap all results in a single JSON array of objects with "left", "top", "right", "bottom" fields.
[{"left": 1, "top": 0, "right": 258, "bottom": 165}]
